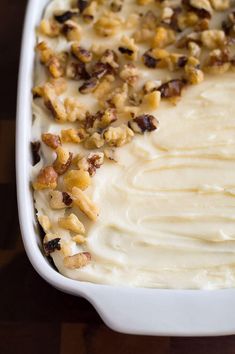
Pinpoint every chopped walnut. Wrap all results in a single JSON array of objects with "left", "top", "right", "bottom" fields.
[
  {"left": 54, "top": 10, "right": 78, "bottom": 23},
  {"left": 39, "top": 19, "right": 61, "bottom": 37},
  {"left": 152, "top": 26, "right": 176, "bottom": 48},
  {"left": 201, "top": 29, "right": 226, "bottom": 49},
  {"left": 31, "top": 141, "right": 41, "bottom": 165},
  {"left": 42, "top": 83, "right": 67, "bottom": 122},
  {"left": 53, "top": 146, "right": 73, "bottom": 175},
  {"left": 107, "top": 84, "right": 128, "bottom": 109},
  {"left": 86, "top": 152, "right": 104, "bottom": 176},
  {"left": 166, "top": 53, "right": 188, "bottom": 71},
  {"left": 58, "top": 213, "right": 85, "bottom": 234},
  {"left": 143, "top": 49, "right": 169, "bottom": 69},
  {"left": 42, "top": 133, "right": 61, "bottom": 149},
  {"left": 104, "top": 148, "right": 118, "bottom": 162},
  {"left": 49, "top": 78, "right": 67, "bottom": 95},
  {"left": 85, "top": 109, "right": 117, "bottom": 131},
  {"left": 104, "top": 124, "right": 134, "bottom": 147},
  {"left": 37, "top": 42, "right": 67, "bottom": 78},
  {"left": 38, "top": 215, "right": 51, "bottom": 233},
  {"left": 64, "top": 252, "right": 91, "bottom": 269},
  {"left": 61, "top": 128, "right": 87, "bottom": 143},
  {"left": 188, "top": 0, "right": 213, "bottom": 18},
  {"left": 94, "top": 11, "right": 122, "bottom": 36},
  {"left": 43, "top": 236, "right": 61, "bottom": 256},
  {"left": 66, "top": 60, "right": 90, "bottom": 80},
  {"left": 210, "top": 0, "right": 230, "bottom": 11},
  {"left": 184, "top": 56, "right": 204, "bottom": 84},
  {"left": 33, "top": 166, "right": 58, "bottom": 190},
  {"left": 143, "top": 91, "right": 161, "bottom": 110},
  {"left": 161, "top": 7, "right": 174, "bottom": 25},
  {"left": 50, "top": 190, "right": 72, "bottom": 209},
  {"left": 72, "top": 234, "right": 86, "bottom": 244},
  {"left": 79, "top": 78, "right": 99, "bottom": 94},
  {"left": 64, "top": 169, "right": 91, "bottom": 191},
  {"left": 137, "top": 0, "right": 153, "bottom": 4},
  {"left": 71, "top": 43, "right": 93, "bottom": 63},
  {"left": 188, "top": 41, "right": 201, "bottom": 58},
  {"left": 62, "top": 20, "right": 82, "bottom": 41},
  {"left": 110, "top": 0, "right": 123, "bottom": 12},
  {"left": 143, "top": 80, "right": 162, "bottom": 94},
  {"left": 134, "top": 28, "right": 154, "bottom": 43},
  {"left": 64, "top": 98, "right": 87, "bottom": 122},
  {"left": 71, "top": 187, "right": 99, "bottom": 221},
  {"left": 118, "top": 36, "right": 138, "bottom": 61},
  {"left": 158, "top": 79, "right": 186, "bottom": 100},
  {"left": 77, "top": 0, "right": 90, "bottom": 13},
  {"left": 84, "top": 132, "right": 105, "bottom": 149},
  {"left": 94, "top": 78, "right": 112, "bottom": 99},
  {"left": 204, "top": 49, "right": 230, "bottom": 74},
  {"left": 128, "top": 114, "right": 159, "bottom": 133},
  {"left": 100, "top": 49, "right": 119, "bottom": 69},
  {"left": 82, "top": 1, "right": 97, "bottom": 22},
  {"left": 120, "top": 64, "right": 139, "bottom": 86}
]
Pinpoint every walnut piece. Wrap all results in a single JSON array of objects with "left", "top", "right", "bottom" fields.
[
  {"left": 128, "top": 115, "right": 159, "bottom": 133},
  {"left": 58, "top": 213, "right": 85, "bottom": 234},
  {"left": 71, "top": 187, "right": 99, "bottom": 221},
  {"left": 104, "top": 124, "right": 134, "bottom": 147},
  {"left": 43, "top": 236, "right": 61, "bottom": 256},
  {"left": 63, "top": 252, "right": 91, "bottom": 269},
  {"left": 53, "top": 146, "right": 73, "bottom": 175},
  {"left": 42, "top": 133, "right": 61, "bottom": 149},
  {"left": 49, "top": 190, "right": 72, "bottom": 209},
  {"left": 33, "top": 166, "right": 58, "bottom": 190},
  {"left": 64, "top": 169, "right": 91, "bottom": 191}
]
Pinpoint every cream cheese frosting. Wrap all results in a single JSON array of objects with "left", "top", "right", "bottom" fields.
[{"left": 32, "top": 0, "right": 235, "bottom": 289}]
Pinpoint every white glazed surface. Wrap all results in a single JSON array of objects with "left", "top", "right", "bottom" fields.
[{"left": 17, "top": 0, "right": 235, "bottom": 335}]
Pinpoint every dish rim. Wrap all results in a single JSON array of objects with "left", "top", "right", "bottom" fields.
[{"left": 16, "top": 0, "right": 235, "bottom": 336}]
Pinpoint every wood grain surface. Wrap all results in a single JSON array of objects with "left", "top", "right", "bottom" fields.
[{"left": 1, "top": 1, "right": 235, "bottom": 353}]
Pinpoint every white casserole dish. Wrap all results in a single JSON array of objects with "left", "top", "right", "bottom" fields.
[{"left": 16, "top": 0, "right": 235, "bottom": 336}]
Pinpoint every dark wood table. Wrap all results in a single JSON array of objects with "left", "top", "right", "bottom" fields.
[{"left": 2, "top": 1, "right": 235, "bottom": 353}]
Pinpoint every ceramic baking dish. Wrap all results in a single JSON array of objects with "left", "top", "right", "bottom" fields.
[{"left": 16, "top": 0, "right": 235, "bottom": 336}]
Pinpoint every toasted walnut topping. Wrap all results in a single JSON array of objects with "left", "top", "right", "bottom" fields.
[
  {"left": 79, "top": 78, "right": 99, "bottom": 94},
  {"left": 49, "top": 190, "right": 72, "bottom": 209},
  {"left": 187, "top": 0, "right": 212, "bottom": 18},
  {"left": 71, "top": 43, "right": 93, "bottom": 63},
  {"left": 91, "top": 62, "right": 111, "bottom": 79},
  {"left": 61, "top": 128, "right": 87, "bottom": 144},
  {"left": 104, "top": 124, "right": 134, "bottom": 147},
  {"left": 77, "top": 0, "right": 89, "bottom": 13},
  {"left": 72, "top": 234, "right": 86, "bottom": 244},
  {"left": 43, "top": 237, "right": 61, "bottom": 256},
  {"left": 64, "top": 169, "right": 91, "bottom": 191},
  {"left": 43, "top": 83, "right": 67, "bottom": 122},
  {"left": 104, "top": 148, "right": 118, "bottom": 162},
  {"left": 84, "top": 132, "right": 105, "bottom": 149},
  {"left": 210, "top": 0, "right": 229, "bottom": 11},
  {"left": 42, "top": 133, "right": 61, "bottom": 149},
  {"left": 31, "top": 141, "right": 41, "bottom": 165},
  {"left": 49, "top": 77, "right": 67, "bottom": 95},
  {"left": 152, "top": 27, "right": 176, "bottom": 48},
  {"left": 64, "top": 252, "right": 91, "bottom": 269},
  {"left": 143, "top": 80, "right": 162, "bottom": 94},
  {"left": 59, "top": 213, "right": 85, "bottom": 234},
  {"left": 120, "top": 64, "right": 139, "bottom": 86},
  {"left": 100, "top": 49, "right": 119, "bottom": 69},
  {"left": 94, "top": 79, "right": 112, "bottom": 99},
  {"left": 94, "top": 11, "right": 122, "bottom": 36},
  {"left": 54, "top": 10, "right": 78, "bottom": 23},
  {"left": 161, "top": 7, "right": 174, "bottom": 25},
  {"left": 128, "top": 114, "right": 159, "bottom": 133},
  {"left": 39, "top": 19, "right": 60, "bottom": 37},
  {"left": 110, "top": 0, "right": 123, "bottom": 12},
  {"left": 201, "top": 29, "right": 225, "bottom": 49},
  {"left": 188, "top": 41, "right": 201, "bottom": 58},
  {"left": 38, "top": 215, "right": 51, "bottom": 233},
  {"left": 143, "top": 91, "right": 161, "bottom": 110},
  {"left": 204, "top": 49, "right": 230, "bottom": 74},
  {"left": 86, "top": 152, "right": 104, "bottom": 176},
  {"left": 71, "top": 187, "right": 99, "bottom": 221},
  {"left": 158, "top": 79, "right": 186, "bottom": 99},
  {"left": 143, "top": 49, "right": 169, "bottom": 69},
  {"left": 66, "top": 60, "right": 90, "bottom": 80},
  {"left": 64, "top": 98, "right": 87, "bottom": 122},
  {"left": 85, "top": 109, "right": 117, "bottom": 131},
  {"left": 53, "top": 146, "right": 73, "bottom": 175},
  {"left": 32, "top": 86, "right": 44, "bottom": 98},
  {"left": 184, "top": 56, "right": 204, "bottom": 84},
  {"left": 82, "top": 1, "right": 97, "bottom": 22},
  {"left": 166, "top": 53, "right": 188, "bottom": 71},
  {"left": 118, "top": 36, "right": 138, "bottom": 61},
  {"left": 37, "top": 41, "right": 53, "bottom": 64},
  {"left": 134, "top": 28, "right": 154, "bottom": 43},
  {"left": 33, "top": 166, "right": 58, "bottom": 190},
  {"left": 62, "top": 20, "right": 82, "bottom": 41}
]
